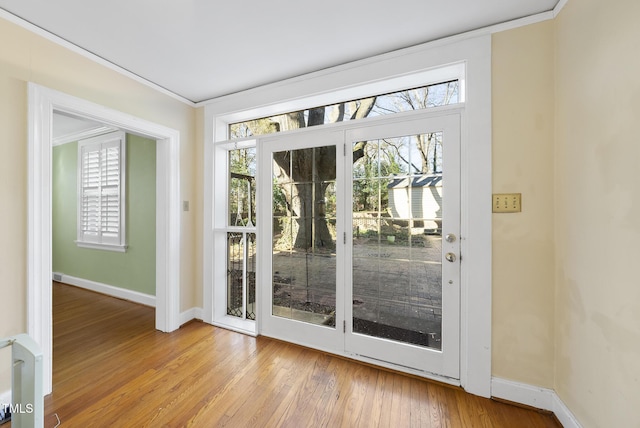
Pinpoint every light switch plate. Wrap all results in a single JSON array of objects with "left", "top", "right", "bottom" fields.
[{"left": 493, "top": 193, "right": 521, "bottom": 213}]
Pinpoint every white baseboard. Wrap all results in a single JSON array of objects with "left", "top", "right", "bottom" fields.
[
  {"left": 179, "top": 307, "right": 203, "bottom": 326},
  {"left": 492, "top": 377, "right": 555, "bottom": 410},
  {"left": 551, "top": 392, "right": 583, "bottom": 428},
  {"left": 56, "top": 273, "right": 156, "bottom": 307},
  {"left": 55, "top": 273, "right": 204, "bottom": 327},
  {"left": 491, "top": 377, "right": 582, "bottom": 428}
]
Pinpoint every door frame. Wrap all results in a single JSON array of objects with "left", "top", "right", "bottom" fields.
[
  {"left": 257, "top": 112, "right": 463, "bottom": 380},
  {"left": 28, "top": 83, "right": 182, "bottom": 395}
]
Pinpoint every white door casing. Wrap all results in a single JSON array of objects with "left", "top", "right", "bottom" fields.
[{"left": 28, "top": 83, "right": 182, "bottom": 395}]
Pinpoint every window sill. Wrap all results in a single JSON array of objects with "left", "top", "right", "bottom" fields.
[{"left": 75, "top": 241, "right": 128, "bottom": 253}]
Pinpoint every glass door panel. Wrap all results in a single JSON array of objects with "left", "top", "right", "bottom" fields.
[
  {"left": 346, "top": 115, "right": 460, "bottom": 378},
  {"left": 352, "top": 135, "right": 443, "bottom": 349},
  {"left": 272, "top": 147, "right": 337, "bottom": 326}
]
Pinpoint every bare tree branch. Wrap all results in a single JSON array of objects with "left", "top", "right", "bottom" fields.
[{"left": 351, "top": 97, "right": 376, "bottom": 120}]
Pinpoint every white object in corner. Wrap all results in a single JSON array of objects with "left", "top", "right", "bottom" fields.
[
  {"left": 0, "top": 334, "right": 44, "bottom": 428},
  {"left": 491, "top": 377, "right": 582, "bottom": 428},
  {"left": 0, "top": 389, "right": 10, "bottom": 409}
]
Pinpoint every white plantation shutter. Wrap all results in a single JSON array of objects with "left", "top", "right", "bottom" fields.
[
  {"left": 77, "top": 131, "right": 126, "bottom": 250},
  {"left": 80, "top": 147, "right": 101, "bottom": 241}
]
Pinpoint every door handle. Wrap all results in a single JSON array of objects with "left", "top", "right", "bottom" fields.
[{"left": 445, "top": 252, "right": 457, "bottom": 263}]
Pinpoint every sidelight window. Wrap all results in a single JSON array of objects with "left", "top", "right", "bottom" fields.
[{"left": 225, "top": 146, "right": 257, "bottom": 320}]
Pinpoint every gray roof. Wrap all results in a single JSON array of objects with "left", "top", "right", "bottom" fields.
[{"left": 387, "top": 174, "right": 442, "bottom": 189}]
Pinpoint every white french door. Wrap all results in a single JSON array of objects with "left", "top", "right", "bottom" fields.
[
  {"left": 258, "top": 130, "right": 345, "bottom": 353},
  {"left": 259, "top": 112, "right": 461, "bottom": 379},
  {"left": 345, "top": 114, "right": 460, "bottom": 379}
]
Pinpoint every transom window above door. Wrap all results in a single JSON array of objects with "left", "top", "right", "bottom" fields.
[{"left": 229, "top": 80, "right": 459, "bottom": 140}]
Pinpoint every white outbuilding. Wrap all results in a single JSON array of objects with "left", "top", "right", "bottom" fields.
[{"left": 387, "top": 174, "right": 442, "bottom": 233}]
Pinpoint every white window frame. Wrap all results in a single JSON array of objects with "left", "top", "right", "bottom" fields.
[
  {"left": 210, "top": 138, "right": 259, "bottom": 335},
  {"left": 76, "top": 130, "right": 127, "bottom": 252}
]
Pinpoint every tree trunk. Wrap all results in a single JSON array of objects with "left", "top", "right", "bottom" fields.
[
  {"left": 273, "top": 146, "right": 336, "bottom": 251},
  {"left": 271, "top": 97, "right": 375, "bottom": 252}
]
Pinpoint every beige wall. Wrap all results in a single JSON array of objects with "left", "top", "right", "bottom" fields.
[
  {"left": 491, "top": 21, "right": 556, "bottom": 388},
  {"left": 493, "top": 2, "right": 640, "bottom": 424},
  {"left": 193, "top": 107, "right": 205, "bottom": 308},
  {"left": 554, "top": 0, "right": 640, "bottom": 426},
  {"left": 0, "top": 16, "right": 200, "bottom": 392}
]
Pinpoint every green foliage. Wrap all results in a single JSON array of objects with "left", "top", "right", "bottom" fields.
[
  {"left": 272, "top": 180, "right": 288, "bottom": 216},
  {"left": 229, "top": 148, "right": 256, "bottom": 226},
  {"left": 352, "top": 140, "right": 402, "bottom": 212}
]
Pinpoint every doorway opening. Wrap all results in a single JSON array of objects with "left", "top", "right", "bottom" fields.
[
  {"left": 28, "top": 83, "right": 182, "bottom": 394},
  {"left": 52, "top": 115, "right": 157, "bottom": 306}
]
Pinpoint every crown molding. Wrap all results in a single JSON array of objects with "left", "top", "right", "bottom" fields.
[
  {"left": 554, "top": 0, "right": 570, "bottom": 17},
  {"left": 52, "top": 125, "right": 115, "bottom": 146},
  {"left": 0, "top": 8, "right": 195, "bottom": 107}
]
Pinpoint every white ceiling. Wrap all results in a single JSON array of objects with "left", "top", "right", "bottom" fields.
[
  {"left": 52, "top": 112, "right": 115, "bottom": 145},
  {"left": 0, "top": 0, "right": 559, "bottom": 103}
]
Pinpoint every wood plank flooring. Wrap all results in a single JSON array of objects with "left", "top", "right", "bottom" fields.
[{"left": 43, "top": 282, "right": 561, "bottom": 427}]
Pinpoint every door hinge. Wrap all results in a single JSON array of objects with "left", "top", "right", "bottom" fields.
[
  {"left": 343, "top": 320, "right": 346, "bottom": 333},
  {"left": 344, "top": 143, "right": 347, "bottom": 156},
  {"left": 343, "top": 232, "right": 346, "bottom": 244}
]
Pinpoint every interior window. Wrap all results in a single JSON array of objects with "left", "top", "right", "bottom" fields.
[{"left": 76, "top": 131, "right": 127, "bottom": 252}]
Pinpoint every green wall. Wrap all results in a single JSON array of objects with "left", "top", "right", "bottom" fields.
[{"left": 52, "top": 134, "right": 156, "bottom": 295}]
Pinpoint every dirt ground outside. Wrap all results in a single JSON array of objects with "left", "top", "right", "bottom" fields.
[{"left": 271, "top": 234, "right": 443, "bottom": 348}]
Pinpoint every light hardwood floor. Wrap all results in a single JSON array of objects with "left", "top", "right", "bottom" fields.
[{"left": 43, "top": 282, "right": 560, "bottom": 427}]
